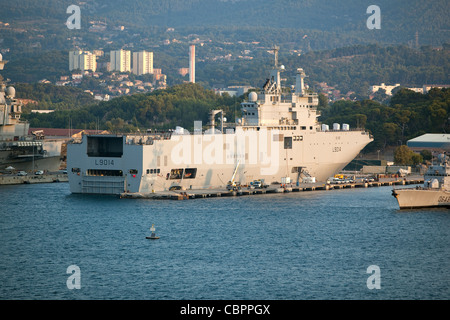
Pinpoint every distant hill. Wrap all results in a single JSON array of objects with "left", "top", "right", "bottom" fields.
[
  {"left": 196, "top": 44, "right": 450, "bottom": 98},
  {"left": 5, "top": 44, "right": 449, "bottom": 100},
  {"left": 0, "top": 1, "right": 448, "bottom": 97},
  {"left": 0, "top": 0, "right": 448, "bottom": 47}
]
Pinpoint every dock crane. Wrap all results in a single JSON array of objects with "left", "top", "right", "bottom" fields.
[{"left": 227, "top": 160, "right": 241, "bottom": 191}]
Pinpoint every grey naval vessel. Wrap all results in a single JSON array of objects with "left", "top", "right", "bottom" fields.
[
  {"left": 392, "top": 153, "right": 450, "bottom": 209},
  {"left": 0, "top": 54, "right": 63, "bottom": 172},
  {"left": 67, "top": 47, "right": 373, "bottom": 195}
]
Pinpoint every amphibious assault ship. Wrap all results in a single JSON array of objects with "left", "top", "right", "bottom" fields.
[
  {"left": 392, "top": 153, "right": 450, "bottom": 209},
  {"left": 67, "top": 47, "right": 373, "bottom": 195},
  {"left": 0, "top": 54, "right": 63, "bottom": 172}
]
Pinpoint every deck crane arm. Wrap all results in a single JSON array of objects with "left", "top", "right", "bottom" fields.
[{"left": 227, "top": 160, "right": 241, "bottom": 190}]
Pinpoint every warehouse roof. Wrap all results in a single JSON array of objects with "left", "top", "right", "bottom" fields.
[{"left": 407, "top": 134, "right": 450, "bottom": 151}]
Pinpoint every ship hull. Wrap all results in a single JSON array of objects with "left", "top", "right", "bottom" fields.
[
  {"left": 0, "top": 139, "right": 63, "bottom": 172},
  {"left": 0, "top": 152, "right": 61, "bottom": 171},
  {"left": 67, "top": 129, "right": 372, "bottom": 194},
  {"left": 1, "top": 56, "right": 63, "bottom": 173},
  {"left": 392, "top": 188, "right": 450, "bottom": 209}
]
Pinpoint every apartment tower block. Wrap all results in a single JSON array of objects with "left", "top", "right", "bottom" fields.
[
  {"left": 132, "top": 51, "right": 153, "bottom": 75},
  {"left": 110, "top": 49, "right": 131, "bottom": 72}
]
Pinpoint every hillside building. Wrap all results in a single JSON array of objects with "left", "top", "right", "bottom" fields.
[
  {"left": 370, "top": 83, "right": 401, "bottom": 96},
  {"left": 370, "top": 83, "right": 450, "bottom": 96},
  {"left": 132, "top": 51, "right": 153, "bottom": 75},
  {"left": 423, "top": 84, "right": 450, "bottom": 93},
  {"left": 110, "top": 49, "right": 131, "bottom": 72},
  {"left": 69, "top": 50, "right": 97, "bottom": 72}
]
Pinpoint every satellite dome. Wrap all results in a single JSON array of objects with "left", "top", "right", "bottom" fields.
[
  {"left": 248, "top": 91, "right": 257, "bottom": 102},
  {"left": 6, "top": 86, "right": 15, "bottom": 98}
]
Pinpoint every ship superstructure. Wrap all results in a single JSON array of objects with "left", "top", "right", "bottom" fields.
[
  {"left": 67, "top": 47, "right": 373, "bottom": 194},
  {"left": 0, "top": 54, "right": 62, "bottom": 171},
  {"left": 392, "top": 153, "right": 450, "bottom": 209}
]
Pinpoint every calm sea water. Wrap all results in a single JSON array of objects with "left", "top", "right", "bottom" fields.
[{"left": 0, "top": 182, "right": 448, "bottom": 300}]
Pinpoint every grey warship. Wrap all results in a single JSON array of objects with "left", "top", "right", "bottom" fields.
[
  {"left": 392, "top": 153, "right": 450, "bottom": 209},
  {"left": 67, "top": 47, "right": 373, "bottom": 194},
  {"left": 0, "top": 54, "right": 62, "bottom": 172}
]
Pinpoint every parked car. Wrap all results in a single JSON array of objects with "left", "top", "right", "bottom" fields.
[
  {"left": 35, "top": 170, "right": 44, "bottom": 175},
  {"left": 17, "top": 171, "right": 27, "bottom": 176},
  {"left": 250, "top": 180, "right": 262, "bottom": 189}
]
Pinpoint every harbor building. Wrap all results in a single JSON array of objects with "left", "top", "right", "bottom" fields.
[
  {"left": 110, "top": 49, "right": 131, "bottom": 72},
  {"left": 132, "top": 51, "right": 153, "bottom": 76},
  {"left": 407, "top": 134, "right": 450, "bottom": 152}
]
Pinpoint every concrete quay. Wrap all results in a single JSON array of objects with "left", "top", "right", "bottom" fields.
[
  {"left": 0, "top": 173, "right": 68, "bottom": 185},
  {"left": 120, "top": 177, "right": 424, "bottom": 200}
]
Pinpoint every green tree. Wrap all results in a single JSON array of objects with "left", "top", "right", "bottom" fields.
[
  {"left": 354, "top": 114, "right": 367, "bottom": 128},
  {"left": 411, "top": 153, "right": 423, "bottom": 165},
  {"left": 318, "top": 93, "right": 328, "bottom": 110},
  {"left": 382, "top": 122, "right": 400, "bottom": 147},
  {"left": 372, "top": 88, "right": 388, "bottom": 103},
  {"left": 394, "top": 145, "right": 417, "bottom": 165},
  {"left": 394, "top": 109, "right": 411, "bottom": 142},
  {"left": 420, "top": 150, "right": 432, "bottom": 161}
]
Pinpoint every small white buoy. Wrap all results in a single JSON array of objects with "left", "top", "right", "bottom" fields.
[{"left": 146, "top": 224, "right": 159, "bottom": 240}]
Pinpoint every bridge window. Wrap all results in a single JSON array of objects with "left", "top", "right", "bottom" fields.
[
  {"left": 169, "top": 168, "right": 183, "bottom": 180},
  {"left": 87, "top": 169, "right": 123, "bottom": 176},
  {"left": 183, "top": 168, "right": 197, "bottom": 179},
  {"left": 284, "top": 137, "right": 292, "bottom": 149},
  {"left": 87, "top": 136, "right": 123, "bottom": 157}
]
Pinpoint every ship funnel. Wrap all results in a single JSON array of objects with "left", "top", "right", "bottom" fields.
[
  {"left": 295, "top": 68, "right": 306, "bottom": 96},
  {"left": 209, "top": 109, "right": 224, "bottom": 133}
]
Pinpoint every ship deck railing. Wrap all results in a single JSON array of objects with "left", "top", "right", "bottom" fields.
[
  {"left": 323, "top": 128, "right": 371, "bottom": 133},
  {"left": 394, "top": 185, "right": 443, "bottom": 191},
  {"left": 69, "top": 127, "right": 372, "bottom": 146}
]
